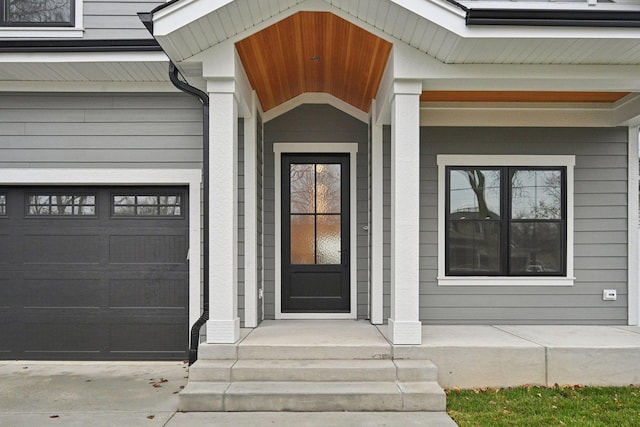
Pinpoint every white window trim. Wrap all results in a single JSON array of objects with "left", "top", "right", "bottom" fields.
[
  {"left": 0, "top": 0, "right": 83, "bottom": 38},
  {"left": 274, "top": 143, "right": 358, "bottom": 319},
  {"left": 437, "top": 154, "right": 575, "bottom": 287},
  {"left": 0, "top": 168, "right": 202, "bottom": 338}
]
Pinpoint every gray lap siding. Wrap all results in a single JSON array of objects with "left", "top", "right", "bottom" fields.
[
  {"left": 0, "top": 93, "right": 203, "bottom": 168},
  {"left": 385, "top": 126, "right": 628, "bottom": 325},
  {"left": 83, "top": 1, "right": 165, "bottom": 40}
]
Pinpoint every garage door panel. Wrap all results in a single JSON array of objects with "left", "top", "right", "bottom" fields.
[
  {"left": 0, "top": 234, "right": 11, "bottom": 264},
  {"left": 0, "top": 320, "right": 16, "bottom": 355},
  {"left": 23, "top": 278, "right": 103, "bottom": 308},
  {"left": 22, "top": 321, "right": 104, "bottom": 354},
  {"left": 23, "top": 234, "right": 101, "bottom": 265},
  {"left": 109, "top": 322, "right": 187, "bottom": 353},
  {"left": 0, "top": 186, "right": 189, "bottom": 361},
  {"left": 109, "top": 235, "right": 187, "bottom": 264},
  {"left": 0, "top": 278, "right": 15, "bottom": 355},
  {"left": 0, "top": 278, "right": 13, "bottom": 307},
  {"left": 109, "top": 278, "right": 188, "bottom": 309}
]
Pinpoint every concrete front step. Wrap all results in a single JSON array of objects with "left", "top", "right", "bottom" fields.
[
  {"left": 232, "top": 359, "right": 397, "bottom": 382},
  {"left": 188, "top": 359, "right": 439, "bottom": 383},
  {"left": 179, "top": 381, "right": 446, "bottom": 412},
  {"left": 197, "top": 342, "right": 393, "bottom": 361},
  {"left": 238, "top": 344, "right": 392, "bottom": 360}
]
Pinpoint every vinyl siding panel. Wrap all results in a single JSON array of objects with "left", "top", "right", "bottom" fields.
[
  {"left": 263, "top": 104, "right": 369, "bottom": 319},
  {"left": 82, "top": 1, "right": 164, "bottom": 40},
  {"left": 383, "top": 126, "right": 628, "bottom": 325},
  {"left": 0, "top": 93, "right": 202, "bottom": 167}
]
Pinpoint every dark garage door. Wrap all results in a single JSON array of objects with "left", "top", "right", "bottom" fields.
[{"left": 0, "top": 186, "right": 189, "bottom": 360}]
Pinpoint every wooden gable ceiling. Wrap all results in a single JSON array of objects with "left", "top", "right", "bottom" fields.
[{"left": 235, "top": 12, "right": 392, "bottom": 113}]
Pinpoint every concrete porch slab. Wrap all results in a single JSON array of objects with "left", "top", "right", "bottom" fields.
[
  {"left": 237, "top": 320, "right": 392, "bottom": 359},
  {"left": 384, "top": 325, "right": 546, "bottom": 389},
  {"left": 497, "top": 325, "right": 640, "bottom": 386}
]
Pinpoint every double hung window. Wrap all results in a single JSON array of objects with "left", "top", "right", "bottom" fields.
[{"left": 438, "top": 155, "right": 575, "bottom": 286}]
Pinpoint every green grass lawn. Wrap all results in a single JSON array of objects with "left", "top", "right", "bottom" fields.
[{"left": 447, "top": 385, "right": 640, "bottom": 427}]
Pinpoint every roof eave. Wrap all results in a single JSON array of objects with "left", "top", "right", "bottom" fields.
[{"left": 466, "top": 9, "right": 640, "bottom": 27}]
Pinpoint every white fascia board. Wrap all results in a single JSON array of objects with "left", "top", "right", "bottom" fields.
[
  {"left": 175, "top": 0, "right": 398, "bottom": 63},
  {"left": 395, "top": 42, "right": 640, "bottom": 88},
  {"left": 0, "top": 51, "right": 168, "bottom": 64},
  {"left": 390, "top": 0, "right": 467, "bottom": 35},
  {"left": 395, "top": 0, "right": 640, "bottom": 39},
  {"left": 459, "top": 1, "right": 640, "bottom": 12},
  {"left": 153, "top": 0, "right": 234, "bottom": 37},
  {"left": 0, "top": 81, "right": 177, "bottom": 93},
  {"left": 459, "top": 22, "right": 640, "bottom": 40}
]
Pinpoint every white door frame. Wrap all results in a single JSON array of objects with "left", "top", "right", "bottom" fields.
[{"left": 274, "top": 143, "right": 358, "bottom": 319}]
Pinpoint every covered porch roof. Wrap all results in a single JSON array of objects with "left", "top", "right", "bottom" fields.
[{"left": 144, "top": 0, "right": 640, "bottom": 125}]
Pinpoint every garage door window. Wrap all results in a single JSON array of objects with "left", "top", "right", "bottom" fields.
[
  {"left": 26, "top": 194, "right": 96, "bottom": 216},
  {"left": 112, "top": 194, "right": 182, "bottom": 217},
  {"left": 0, "top": 194, "right": 6, "bottom": 216}
]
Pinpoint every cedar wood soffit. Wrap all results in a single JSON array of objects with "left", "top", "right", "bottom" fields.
[{"left": 235, "top": 12, "right": 392, "bottom": 113}]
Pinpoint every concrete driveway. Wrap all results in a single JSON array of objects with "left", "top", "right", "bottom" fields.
[
  {"left": 0, "top": 361, "right": 457, "bottom": 426},
  {"left": 0, "top": 361, "right": 188, "bottom": 426}
]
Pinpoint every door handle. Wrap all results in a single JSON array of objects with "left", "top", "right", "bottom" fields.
[{"left": 341, "top": 249, "right": 349, "bottom": 266}]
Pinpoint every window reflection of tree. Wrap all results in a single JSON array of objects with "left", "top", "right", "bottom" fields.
[
  {"left": 449, "top": 169, "right": 500, "bottom": 273},
  {"left": 29, "top": 194, "right": 94, "bottom": 215},
  {"left": 290, "top": 165, "right": 315, "bottom": 213},
  {"left": 289, "top": 164, "right": 342, "bottom": 265},
  {"left": 450, "top": 168, "right": 563, "bottom": 274},
  {"left": 510, "top": 170, "right": 562, "bottom": 273},
  {"left": 9, "top": 0, "right": 71, "bottom": 23}
]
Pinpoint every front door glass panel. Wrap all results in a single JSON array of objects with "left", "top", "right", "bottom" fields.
[{"left": 289, "top": 163, "right": 341, "bottom": 265}]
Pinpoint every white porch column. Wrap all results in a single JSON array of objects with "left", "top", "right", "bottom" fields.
[
  {"left": 628, "top": 126, "right": 639, "bottom": 326},
  {"left": 370, "top": 100, "right": 384, "bottom": 325},
  {"left": 388, "top": 80, "right": 422, "bottom": 345},
  {"left": 207, "top": 79, "right": 240, "bottom": 343},
  {"left": 244, "top": 91, "right": 259, "bottom": 328}
]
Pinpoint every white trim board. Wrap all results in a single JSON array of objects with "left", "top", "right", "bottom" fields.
[
  {"left": 273, "top": 143, "right": 359, "bottom": 319},
  {"left": 0, "top": 168, "right": 202, "bottom": 339},
  {"left": 436, "top": 155, "right": 575, "bottom": 287},
  {"left": 263, "top": 93, "right": 369, "bottom": 124}
]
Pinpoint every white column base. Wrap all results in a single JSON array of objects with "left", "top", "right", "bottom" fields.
[
  {"left": 206, "top": 318, "right": 240, "bottom": 343},
  {"left": 388, "top": 319, "right": 422, "bottom": 345}
]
